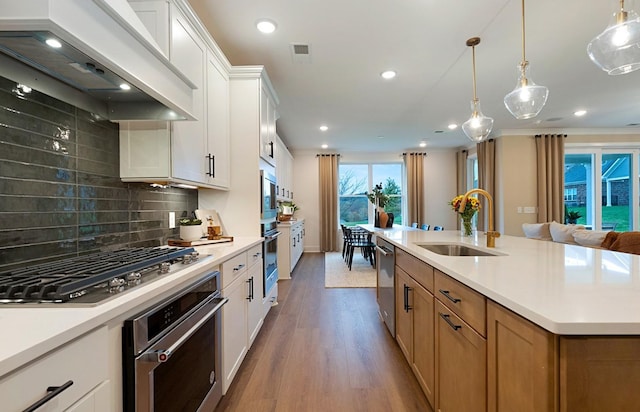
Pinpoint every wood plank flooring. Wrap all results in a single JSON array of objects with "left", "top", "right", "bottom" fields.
[{"left": 215, "top": 252, "right": 432, "bottom": 412}]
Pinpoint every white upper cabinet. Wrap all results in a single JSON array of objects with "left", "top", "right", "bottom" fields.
[
  {"left": 120, "top": 0, "right": 230, "bottom": 189},
  {"left": 260, "top": 85, "right": 277, "bottom": 166},
  {"left": 275, "top": 134, "right": 294, "bottom": 201}
]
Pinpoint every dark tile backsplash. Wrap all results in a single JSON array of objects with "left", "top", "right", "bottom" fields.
[{"left": 0, "top": 76, "right": 197, "bottom": 272}]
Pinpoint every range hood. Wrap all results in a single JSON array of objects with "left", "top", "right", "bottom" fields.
[{"left": 0, "top": 0, "right": 197, "bottom": 121}]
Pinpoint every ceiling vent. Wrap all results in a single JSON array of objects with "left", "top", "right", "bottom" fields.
[{"left": 290, "top": 43, "right": 311, "bottom": 64}]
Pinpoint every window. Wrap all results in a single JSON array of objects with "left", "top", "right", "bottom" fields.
[
  {"left": 564, "top": 188, "right": 577, "bottom": 202},
  {"left": 339, "top": 163, "right": 403, "bottom": 226},
  {"left": 564, "top": 149, "right": 640, "bottom": 231}
]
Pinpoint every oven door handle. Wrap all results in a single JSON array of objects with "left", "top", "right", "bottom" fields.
[
  {"left": 264, "top": 231, "right": 281, "bottom": 241},
  {"left": 140, "top": 297, "right": 228, "bottom": 365}
]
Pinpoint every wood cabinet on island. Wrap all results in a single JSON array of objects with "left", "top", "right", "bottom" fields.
[{"left": 375, "top": 229, "right": 640, "bottom": 412}]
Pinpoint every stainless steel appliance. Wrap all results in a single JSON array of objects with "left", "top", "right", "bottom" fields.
[
  {"left": 261, "top": 170, "right": 278, "bottom": 220},
  {"left": 376, "top": 238, "right": 395, "bottom": 337},
  {"left": 122, "top": 271, "right": 227, "bottom": 412},
  {"left": 0, "top": 247, "right": 201, "bottom": 305},
  {"left": 261, "top": 220, "right": 280, "bottom": 298}
]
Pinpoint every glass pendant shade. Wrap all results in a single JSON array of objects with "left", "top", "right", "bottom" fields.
[
  {"left": 588, "top": 7, "right": 640, "bottom": 75},
  {"left": 462, "top": 99, "right": 493, "bottom": 143},
  {"left": 504, "top": 62, "right": 549, "bottom": 119}
]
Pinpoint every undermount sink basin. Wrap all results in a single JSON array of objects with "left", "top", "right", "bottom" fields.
[{"left": 416, "top": 243, "right": 501, "bottom": 257}]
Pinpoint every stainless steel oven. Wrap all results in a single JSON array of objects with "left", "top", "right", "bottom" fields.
[
  {"left": 122, "top": 271, "right": 227, "bottom": 412},
  {"left": 261, "top": 221, "right": 280, "bottom": 298},
  {"left": 261, "top": 170, "right": 278, "bottom": 220}
]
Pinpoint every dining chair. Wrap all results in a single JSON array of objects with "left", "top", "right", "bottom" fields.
[
  {"left": 421, "top": 224, "right": 430, "bottom": 230},
  {"left": 433, "top": 226, "right": 444, "bottom": 231},
  {"left": 343, "top": 227, "right": 376, "bottom": 270}
]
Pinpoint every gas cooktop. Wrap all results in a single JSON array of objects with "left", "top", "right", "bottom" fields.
[{"left": 0, "top": 247, "right": 200, "bottom": 305}]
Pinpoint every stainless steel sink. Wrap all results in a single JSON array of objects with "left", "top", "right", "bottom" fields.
[{"left": 416, "top": 243, "right": 501, "bottom": 256}]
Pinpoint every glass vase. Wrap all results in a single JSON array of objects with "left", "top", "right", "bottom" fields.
[{"left": 461, "top": 217, "right": 475, "bottom": 237}]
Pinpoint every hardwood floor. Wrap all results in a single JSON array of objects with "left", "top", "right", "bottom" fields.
[{"left": 215, "top": 252, "right": 432, "bottom": 412}]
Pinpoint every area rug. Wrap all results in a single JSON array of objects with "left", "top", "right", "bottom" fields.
[{"left": 324, "top": 252, "right": 376, "bottom": 288}]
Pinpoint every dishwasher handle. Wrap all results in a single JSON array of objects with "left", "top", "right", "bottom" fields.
[{"left": 376, "top": 245, "right": 394, "bottom": 256}]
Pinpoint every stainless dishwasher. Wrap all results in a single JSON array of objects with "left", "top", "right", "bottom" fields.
[{"left": 376, "top": 237, "right": 395, "bottom": 337}]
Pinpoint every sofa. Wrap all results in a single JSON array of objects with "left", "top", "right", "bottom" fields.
[{"left": 522, "top": 221, "right": 640, "bottom": 255}]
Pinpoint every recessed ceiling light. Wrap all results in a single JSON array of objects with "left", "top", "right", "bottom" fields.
[
  {"left": 419, "top": 142, "right": 427, "bottom": 148},
  {"left": 380, "top": 70, "right": 396, "bottom": 80},
  {"left": 321, "top": 144, "right": 328, "bottom": 149},
  {"left": 574, "top": 110, "right": 587, "bottom": 117},
  {"left": 319, "top": 125, "right": 328, "bottom": 131},
  {"left": 256, "top": 19, "right": 277, "bottom": 34},
  {"left": 119, "top": 83, "right": 131, "bottom": 91},
  {"left": 45, "top": 38, "right": 62, "bottom": 48},
  {"left": 448, "top": 124, "right": 458, "bottom": 130}
]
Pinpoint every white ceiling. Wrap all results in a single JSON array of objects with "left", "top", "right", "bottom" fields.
[{"left": 188, "top": 0, "right": 640, "bottom": 152}]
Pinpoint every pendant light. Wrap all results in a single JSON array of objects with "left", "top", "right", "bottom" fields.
[
  {"left": 462, "top": 37, "right": 493, "bottom": 143},
  {"left": 588, "top": 0, "right": 640, "bottom": 75},
  {"left": 504, "top": 0, "right": 549, "bottom": 120}
]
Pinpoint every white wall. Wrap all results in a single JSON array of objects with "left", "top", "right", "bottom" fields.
[{"left": 291, "top": 149, "right": 458, "bottom": 252}]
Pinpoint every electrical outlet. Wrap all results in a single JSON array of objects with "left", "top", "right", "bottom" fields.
[
  {"left": 524, "top": 206, "right": 537, "bottom": 214},
  {"left": 517, "top": 207, "right": 523, "bottom": 213},
  {"left": 169, "top": 212, "right": 176, "bottom": 228}
]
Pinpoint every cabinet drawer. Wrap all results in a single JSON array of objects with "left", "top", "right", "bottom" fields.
[
  {"left": 435, "top": 270, "right": 486, "bottom": 336},
  {"left": 248, "top": 244, "right": 263, "bottom": 268},
  {"left": 0, "top": 327, "right": 109, "bottom": 412},
  {"left": 396, "top": 248, "right": 434, "bottom": 292},
  {"left": 222, "top": 252, "right": 248, "bottom": 288}
]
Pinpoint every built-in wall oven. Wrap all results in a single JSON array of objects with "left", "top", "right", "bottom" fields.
[
  {"left": 261, "top": 170, "right": 278, "bottom": 220},
  {"left": 261, "top": 220, "right": 280, "bottom": 298},
  {"left": 122, "top": 271, "right": 228, "bottom": 412}
]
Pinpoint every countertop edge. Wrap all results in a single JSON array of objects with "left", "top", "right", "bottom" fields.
[{"left": 0, "top": 237, "right": 263, "bottom": 379}]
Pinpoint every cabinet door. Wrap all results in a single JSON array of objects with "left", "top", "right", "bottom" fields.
[
  {"left": 395, "top": 267, "right": 412, "bottom": 363},
  {"left": 487, "top": 301, "right": 558, "bottom": 412},
  {"left": 436, "top": 300, "right": 486, "bottom": 412},
  {"left": 259, "top": 87, "right": 276, "bottom": 166},
  {"left": 222, "top": 274, "right": 248, "bottom": 393},
  {"left": 247, "top": 258, "right": 264, "bottom": 346},
  {"left": 170, "top": 4, "right": 207, "bottom": 184},
  {"left": 66, "top": 380, "right": 111, "bottom": 412},
  {"left": 206, "top": 51, "right": 230, "bottom": 189},
  {"left": 412, "top": 280, "right": 435, "bottom": 408}
]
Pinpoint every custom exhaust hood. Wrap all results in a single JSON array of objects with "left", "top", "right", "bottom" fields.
[{"left": 0, "top": 0, "right": 197, "bottom": 121}]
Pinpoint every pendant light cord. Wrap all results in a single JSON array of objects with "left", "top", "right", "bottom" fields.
[
  {"left": 471, "top": 45, "right": 478, "bottom": 101},
  {"left": 521, "top": 0, "right": 526, "bottom": 63}
]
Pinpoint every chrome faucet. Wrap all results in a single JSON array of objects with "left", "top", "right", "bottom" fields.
[{"left": 458, "top": 188, "right": 501, "bottom": 248}]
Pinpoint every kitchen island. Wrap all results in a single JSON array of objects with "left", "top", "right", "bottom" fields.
[
  {"left": 370, "top": 228, "right": 640, "bottom": 411},
  {"left": 0, "top": 237, "right": 263, "bottom": 411}
]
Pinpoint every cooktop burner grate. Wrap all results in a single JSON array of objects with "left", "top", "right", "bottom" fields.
[{"left": 0, "top": 247, "right": 195, "bottom": 303}]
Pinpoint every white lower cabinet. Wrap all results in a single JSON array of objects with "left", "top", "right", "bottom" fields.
[
  {"left": 221, "top": 243, "right": 266, "bottom": 393},
  {"left": 277, "top": 219, "right": 304, "bottom": 279},
  {"left": 0, "top": 327, "right": 111, "bottom": 412}
]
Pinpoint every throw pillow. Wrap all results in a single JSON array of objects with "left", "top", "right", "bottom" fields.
[
  {"left": 573, "top": 230, "right": 609, "bottom": 248},
  {"left": 549, "top": 221, "right": 585, "bottom": 244},
  {"left": 522, "top": 222, "right": 552, "bottom": 240}
]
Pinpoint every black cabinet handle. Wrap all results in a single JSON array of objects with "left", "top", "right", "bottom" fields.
[
  {"left": 269, "top": 141, "right": 274, "bottom": 158},
  {"left": 293, "top": 237, "right": 296, "bottom": 247},
  {"left": 439, "top": 313, "right": 462, "bottom": 331},
  {"left": 23, "top": 380, "right": 74, "bottom": 412},
  {"left": 403, "top": 284, "right": 412, "bottom": 313},
  {"left": 205, "top": 154, "right": 215, "bottom": 177},
  {"left": 291, "top": 191, "right": 293, "bottom": 199},
  {"left": 286, "top": 190, "right": 289, "bottom": 198},
  {"left": 282, "top": 187, "right": 285, "bottom": 196},
  {"left": 246, "top": 277, "right": 254, "bottom": 301},
  {"left": 439, "top": 289, "right": 461, "bottom": 304}
]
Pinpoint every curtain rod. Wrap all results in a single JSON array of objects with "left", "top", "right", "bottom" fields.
[
  {"left": 316, "top": 153, "right": 340, "bottom": 157},
  {"left": 534, "top": 134, "right": 567, "bottom": 138},
  {"left": 402, "top": 152, "right": 427, "bottom": 156}
]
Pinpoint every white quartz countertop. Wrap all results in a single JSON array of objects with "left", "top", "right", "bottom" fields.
[
  {"left": 0, "top": 237, "right": 263, "bottom": 379},
  {"left": 368, "top": 227, "right": 640, "bottom": 335}
]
